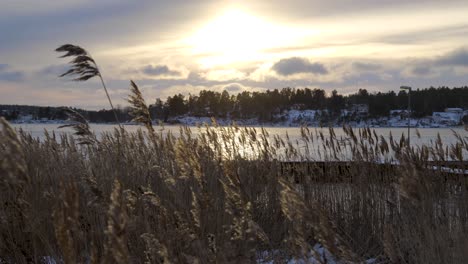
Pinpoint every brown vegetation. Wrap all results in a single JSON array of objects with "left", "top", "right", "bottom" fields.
[{"left": 1, "top": 112, "right": 467, "bottom": 263}]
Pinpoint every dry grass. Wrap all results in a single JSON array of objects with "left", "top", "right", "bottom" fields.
[{"left": 1, "top": 114, "right": 467, "bottom": 263}]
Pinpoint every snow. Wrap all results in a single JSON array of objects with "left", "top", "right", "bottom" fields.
[
  {"left": 256, "top": 244, "right": 378, "bottom": 264},
  {"left": 7, "top": 108, "right": 467, "bottom": 128},
  {"left": 169, "top": 110, "right": 464, "bottom": 128},
  {"left": 277, "top": 110, "right": 320, "bottom": 126},
  {"left": 168, "top": 110, "right": 324, "bottom": 127},
  {"left": 11, "top": 118, "right": 66, "bottom": 125},
  {"left": 387, "top": 117, "right": 421, "bottom": 128},
  {"left": 390, "top": 109, "right": 408, "bottom": 115},
  {"left": 432, "top": 166, "right": 468, "bottom": 175},
  {"left": 432, "top": 112, "right": 463, "bottom": 125},
  {"left": 169, "top": 116, "right": 259, "bottom": 126}
]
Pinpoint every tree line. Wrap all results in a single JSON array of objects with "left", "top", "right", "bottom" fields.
[
  {"left": 1, "top": 86, "right": 467, "bottom": 123},
  {"left": 154, "top": 86, "right": 468, "bottom": 121},
  {"left": 0, "top": 105, "right": 131, "bottom": 123}
]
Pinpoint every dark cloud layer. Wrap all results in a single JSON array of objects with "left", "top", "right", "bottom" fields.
[
  {"left": 411, "top": 66, "right": 432, "bottom": 76},
  {"left": 436, "top": 48, "right": 468, "bottom": 67},
  {"left": 143, "top": 65, "right": 181, "bottom": 76},
  {"left": 272, "top": 57, "right": 328, "bottom": 76},
  {"left": 0, "top": 64, "right": 24, "bottom": 82}
]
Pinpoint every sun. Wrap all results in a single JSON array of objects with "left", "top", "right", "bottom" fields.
[{"left": 185, "top": 9, "right": 301, "bottom": 68}]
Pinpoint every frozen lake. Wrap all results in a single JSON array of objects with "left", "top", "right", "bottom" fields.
[{"left": 12, "top": 123, "right": 466, "bottom": 147}]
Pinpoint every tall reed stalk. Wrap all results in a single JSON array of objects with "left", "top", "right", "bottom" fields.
[{"left": 56, "top": 44, "right": 122, "bottom": 128}]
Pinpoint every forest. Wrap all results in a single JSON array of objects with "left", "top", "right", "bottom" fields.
[{"left": 1, "top": 86, "right": 468, "bottom": 123}]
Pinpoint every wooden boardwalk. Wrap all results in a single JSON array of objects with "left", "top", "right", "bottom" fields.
[{"left": 279, "top": 160, "right": 468, "bottom": 184}]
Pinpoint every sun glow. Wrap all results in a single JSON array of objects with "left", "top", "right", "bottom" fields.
[{"left": 186, "top": 9, "right": 307, "bottom": 68}]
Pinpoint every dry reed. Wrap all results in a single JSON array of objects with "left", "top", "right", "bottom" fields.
[{"left": 1, "top": 117, "right": 467, "bottom": 263}]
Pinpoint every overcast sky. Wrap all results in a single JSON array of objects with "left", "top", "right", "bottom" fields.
[{"left": 1, "top": 0, "right": 468, "bottom": 109}]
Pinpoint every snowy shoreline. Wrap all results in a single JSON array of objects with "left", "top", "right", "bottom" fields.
[
  {"left": 163, "top": 114, "right": 463, "bottom": 129},
  {"left": 7, "top": 109, "right": 466, "bottom": 128},
  {"left": 8, "top": 118, "right": 464, "bottom": 128}
]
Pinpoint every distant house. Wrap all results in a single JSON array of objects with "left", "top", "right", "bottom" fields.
[
  {"left": 432, "top": 108, "right": 464, "bottom": 125},
  {"left": 342, "top": 104, "right": 369, "bottom": 118},
  {"left": 352, "top": 104, "right": 369, "bottom": 115},
  {"left": 286, "top": 109, "right": 317, "bottom": 122},
  {"left": 389, "top": 109, "right": 410, "bottom": 117},
  {"left": 18, "top": 114, "right": 34, "bottom": 122}
]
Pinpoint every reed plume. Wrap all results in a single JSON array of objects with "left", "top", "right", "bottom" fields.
[
  {"left": 127, "top": 80, "right": 155, "bottom": 136},
  {"left": 59, "top": 108, "right": 96, "bottom": 145},
  {"left": 56, "top": 44, "right": 122, "bottom": 127}
]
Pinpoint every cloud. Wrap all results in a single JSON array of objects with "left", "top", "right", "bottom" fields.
[
  {"left": 343, "top": 71, "right": 396, "bottom": 85},
  {"left": 0, "top": 64, "right": 24, "bottom": 82},
  {"left": 38, "top": 64, "right": 70, "bottom": 77},
  {"left": 435, "top": 48, "right": 468, "bottom": 67},
  {"left": 377, "top": 24, "right": 468, "bottom": 45},
  {"left": 202, "top": 69, "right": 246, "bottom": 82},
  {"left": 223, "top": 83, "right": 245, "bottom": 93},
  {"left": 142, "top": 65, "right": 181, "bottom": 77},
  {"left": 272, "top": 57, "right": 328, "bottom": 76},
  {"left": 410, "top": 66, "right": 432, "bottom": 76},
  {"left": 352, "top": 62, "right": 382, "bottom": 71}
]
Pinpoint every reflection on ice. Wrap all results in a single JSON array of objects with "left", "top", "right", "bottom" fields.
[{"left": 12, "top": 123, "right": 468, "bottom": 162}]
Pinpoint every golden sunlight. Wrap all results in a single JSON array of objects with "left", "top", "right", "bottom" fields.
[{"left": 185, "top": 9, "right": 308, "bottom": 68}]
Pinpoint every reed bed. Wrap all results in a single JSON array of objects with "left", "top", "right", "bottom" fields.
[{"left": 1, "top": 115, "right": 467, "bottom": 263}]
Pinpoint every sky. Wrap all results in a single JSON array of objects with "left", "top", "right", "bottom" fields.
[{"left": 1, "top": 0, "right": 468, "bottom": 109}]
